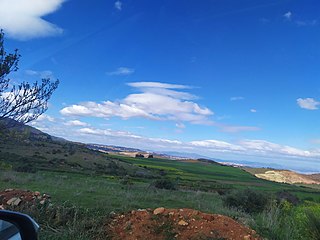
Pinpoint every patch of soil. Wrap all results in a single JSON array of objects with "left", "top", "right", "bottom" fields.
[
  {"left": 107, "top": 208, "right": 260, "bottom": 240},
  {"left": 255, "top": 170, "right": 320, "bottom": 184},
  {"left": 0, "top": 189, "right": 50, "bottom": 209}
]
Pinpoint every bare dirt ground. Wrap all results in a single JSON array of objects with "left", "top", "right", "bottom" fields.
[
  {"left": 107, "top": 207, "right": 260, "bottom": 240},
  {"left": 255, "top": 170, "right": 320, "bottom": 184},
  {"left": 243, "top": 167, "right": 320, "bottom": 185}
]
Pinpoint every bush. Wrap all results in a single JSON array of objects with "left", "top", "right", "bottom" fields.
[
  {"left": 151, "top": 178, "right": 177, "bottom": 190},
  {"left": 224, "top": 188, "right": 270, "bottom": 214},
  {"left": 13, "top": 163, "right": 37, "bottom": 173},
  {"left": 276, "top": 190, "right": 300, "bottom": 205},
  {"left": 252, "top": 203, "right": 299, "bottom": 239},
  {"left": 305, "top": 209, "right": 320, "bottom": 239}
]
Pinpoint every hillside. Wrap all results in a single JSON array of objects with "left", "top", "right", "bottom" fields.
[
  {"left": 243, "top": 167, "right": 320, "bottom": 185},
  {"left": 0, "top": 120, "right": 152, "bottom": 177}
]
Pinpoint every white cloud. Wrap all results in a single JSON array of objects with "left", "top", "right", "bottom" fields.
[
  {"left": 250, "top": 109, "right": 257, "bottom": 113},
  {"left": 283, "top": 11, "right": 292, "bottom": 21},
  {"left": 107, "top": 67, "right": 134, "bottom": 76},
  {"left": 238, "top": 140, "right": 313, "bottom": 158},
  {"left": 190, "top": 140, "right": 244, "bottom": 152},
  {"left": 114, "top": 1, "right": 122, "bottom": 11},
  {"left": 60, "top": 82, "right": 214, "bottom": 125},
  {"left": 74, "top": 126, "right": 320, "bottom": 160},
  {"left": 33, "top": 114, "right": 55, "bottom": 122},
  {"left": 296, "top": 20, "right": 318, "bottom": 27},
  {"left": 175, "top": 123, "right": 186, "bottom": 129},
  {"left": 78, "top": 127, "right": 142, "bottom": 139},
  {"left": 219, "top": 125, "right": 260, "bottom": 133},
  {"left": 65, "top": 120, "right": 89, "bottom": 127},
  {"left": 128, "top": 82, "right": 192, "bottom": 89},
  {"left": 230, "top": 96, "right": 244, "bottom": 101},
  {"left": 297, "top": 98, "right": 320, "bottom": 110},
  {"left": 0, "top": 0, "right": 65, "bottom": 40},
  {"left": 25, "top": 70, "right": 54, "bottom": 79}
]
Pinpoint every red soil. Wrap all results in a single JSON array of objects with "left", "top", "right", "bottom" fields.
[{"left": 107, "top": 208, "right": 260, "bottom": 240}]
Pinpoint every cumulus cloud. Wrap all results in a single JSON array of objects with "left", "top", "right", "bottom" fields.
[
  {"left": 0, "top": 0, "right": 65, "bottom": 40},
  {"left": 114, "top": 1, "right": 122, "bottom": 11},
  {"left": 297, "top": 98, "right": 320, "bottom": 110},
  {"left": 107, "top": 67, "right": 134, "bottom": 76},
  {"left": 250, "top": 109, "right": 257, "bottom": 113},
  {"left": 238, "top": 140, "right": 313, "bottom": 158},
  {"left": 283, "top": 11, "right": 292, "bottom": 21},
  {"left": 60, "top": 82, "right": 214, "bottom": 125}
]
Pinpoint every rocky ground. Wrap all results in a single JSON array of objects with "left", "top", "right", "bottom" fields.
[
  {"left": 107, "top": 207, "right": 260, "bottom": 240},
  {"left": 0, "top": 189, "right": 50, "bottom": 209}
]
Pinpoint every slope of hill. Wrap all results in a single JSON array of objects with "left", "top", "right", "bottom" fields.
[
  {"left": 243, "top": 167, "right": 320, "bottom": 185},
  {"left": 0, "top": 120, "right": 152, "bottom": 177}
]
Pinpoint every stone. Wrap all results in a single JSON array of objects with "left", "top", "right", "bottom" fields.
[
  {"left": 137, "top": 209, "right": 147, "bottom": 212},
  {"left": 13, "top": 198, "right": 21, "bottom": 206},
  {"left": 7, "top": 197, "right": 21, "bottom": 206},
  {"left": 7, "top": 197, "right": 18, "bottom": 205},
  {"left": 153, "top": 207, "right": 165, "bottom": 215},
  {"left": 178, "top": 220, "right": 188, "bottom": 226},
  {"left": 243, "top": 235, "right": 251, "bottom": 240},
  {"left": 34, "top": 191, "right": 40, "bottom": 196}
]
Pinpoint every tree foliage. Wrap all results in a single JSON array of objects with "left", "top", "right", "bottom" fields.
[{"left": 0, "top": 30, "right": 59, "bottom": 124}]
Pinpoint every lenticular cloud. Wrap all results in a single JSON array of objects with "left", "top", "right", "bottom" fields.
[{"left": 0, "top": 0, "right": 65, "bottom": 40}]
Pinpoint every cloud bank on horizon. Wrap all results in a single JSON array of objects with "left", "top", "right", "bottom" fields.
[
  {"left": 30, "top": 113, "right": 320, "bottom": 172},
  {"left": 0, "top": 0, "right": 65, "bottom": 40}
]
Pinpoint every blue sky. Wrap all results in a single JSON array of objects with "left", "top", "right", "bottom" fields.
[{"left": 1, "top": 0, "right": 320, "bottom": 172}]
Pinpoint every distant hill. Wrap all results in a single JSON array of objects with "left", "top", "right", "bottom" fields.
[
  {"left": 0, "top": 119, "right": 152, "bottom": 177},
  {"left": 159, "top": 151, "right": 213, "bottom": 160},
  {"left": 243, "top": 167, "right": 320, "bottom": 185}
]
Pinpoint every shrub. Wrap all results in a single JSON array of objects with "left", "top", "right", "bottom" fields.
[
  {"left": 252, "top": 203, "right": 299, "bottom": 239},
  {"left": 224, "top": 188, "right": 270, "bottom": 214},
  {"left": 13, "top": 163, "right": 37, "bottom": 173},
  {"left": 150, "top": 178, "right": 177, "bottom": 190},
  {"left": 305, "top": 210, "right": 320, "bottom": 239},
  {"left": 276, "top": 190, "right": 300, "bottom": 205}
]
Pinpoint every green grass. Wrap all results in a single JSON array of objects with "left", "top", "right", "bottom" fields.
[
  {"left": 0, "top": 170, "right": 242, "bottom": 216},
  {"left": 115, "top": 155, "right": 320, "bottom": 200}
]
